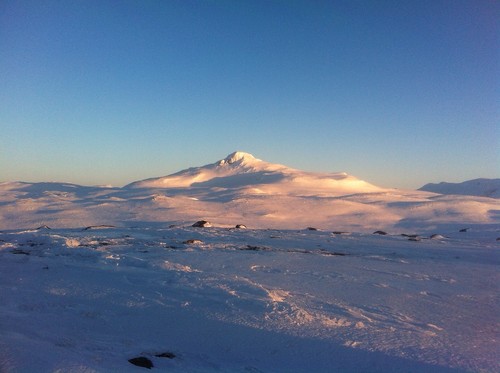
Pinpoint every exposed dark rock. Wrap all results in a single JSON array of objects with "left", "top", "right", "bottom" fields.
[
  {"left": 83, "top": 225, "right": 116, "bottom": 231},
  {"left": 36, "top": 225, "right": 51, "bottom": 230},
  {"left": 155, "top": 351, "right": 176, "bottom": 359},
  {"left": 241, "top": 245, "right": 270, "bottom": 251},
  {"left": 306, "top": 227, "right": 318, "bottom": 231},
  {"left": 192, "top": 220, "right": 212, "bottom": 228},
  {"left": 11, "top": 249, "right": 30, "bottom": 255},
  {"left": 183, "top": 239, "right": 203, "bottom": 245},
  {"left": 373, "top": 231, "right": 388, "bottom": 235},
  {"left": 319, "top": 250, "right": 348, "bottom": 256},
  {"left": 235, "top": 224, "right": 247, "bottom": 229},
  {"left": 128, "top": 357, "right": 153, "bottom": 369},
  {"left": 459, "top": 228, "right": 469, "bottom": 232},
  {"left": 401, "top": 234, "right": 419, "bottom": 238},
  {"left": 332, "top": 231, "right": 348, "bottom": 235}
]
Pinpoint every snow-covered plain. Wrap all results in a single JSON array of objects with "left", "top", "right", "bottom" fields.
[
  {"left": 1, "top": 152, "right": 499, "bottom": 372},
  {"left": 1, "top": 226, "right": 498, "bottom": 372}
]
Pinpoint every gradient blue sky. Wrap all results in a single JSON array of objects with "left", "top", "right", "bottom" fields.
[{"left": 1, "top": 0, "right": 498, "bottom": 189}]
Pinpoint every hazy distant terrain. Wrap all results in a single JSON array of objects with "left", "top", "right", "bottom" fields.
[{"left": 419, "top": 178, "right": 500, "bottom": 198}]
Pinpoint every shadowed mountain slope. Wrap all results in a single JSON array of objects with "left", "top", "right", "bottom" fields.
[{"left": 419, "top": 178, "right": 500, "bottom": 198}]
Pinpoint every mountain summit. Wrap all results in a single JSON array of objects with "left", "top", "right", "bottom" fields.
[
  {"left": 125, "top": 151, "right": 284, "bottom": 189},
  {"left": 219, "top": 151, "right": 258, "bottom": 165},
  {"left": 125, "top": 151, "right": 383, "bottom": 196}
]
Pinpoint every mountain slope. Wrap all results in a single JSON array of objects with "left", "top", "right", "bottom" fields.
[
  {"left": 419, "top": 178, "right": 500, "bottom": 198},
  {"left": 125, "top": 152, "right": 288, "bottom": 188},
  {"left": 125, "top": 151, "right": 384, "bottom": 197}
]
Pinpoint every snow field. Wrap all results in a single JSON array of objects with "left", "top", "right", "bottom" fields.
[{"left": 1, "top": 226, "right": 498, "bottom": 372}]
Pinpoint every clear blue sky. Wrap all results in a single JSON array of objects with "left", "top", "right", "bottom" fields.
[{"left": 1, "top": 0, "right": 498, "bottom": 189}]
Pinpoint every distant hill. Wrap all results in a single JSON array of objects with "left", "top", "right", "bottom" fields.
[{"left": 419, "top": 178, "right": 500, "bottom": 198}]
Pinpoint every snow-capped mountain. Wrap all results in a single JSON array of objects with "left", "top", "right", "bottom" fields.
[
  {"left": 1, "top": 152, "right": 498, "bottom": 232},
  {"left": 419, "top": 178, "right": 500, "bottom": 198},
  {"left": 125, "top": 151, "right": 383, "bottom": 196},
  {"left": 126, "top": 151, "right": 286, "bottom": 188}
]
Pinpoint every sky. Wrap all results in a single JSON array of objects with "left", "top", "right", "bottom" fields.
[{"left": 1, "top": 0, "right": 498, "bottom": 189}]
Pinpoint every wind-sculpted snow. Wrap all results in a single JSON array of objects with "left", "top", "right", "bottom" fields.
[{"left": 0, "top": 226, "right": 498, "bottom": 372}]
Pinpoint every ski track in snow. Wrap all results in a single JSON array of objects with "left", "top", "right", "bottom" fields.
[{"left": 0, "top": 226, "right": 498, "bottom": 372}]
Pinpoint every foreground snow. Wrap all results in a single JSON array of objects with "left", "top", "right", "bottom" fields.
[{"left": 1, "top": 225, "right": 498, "bottom": 372}]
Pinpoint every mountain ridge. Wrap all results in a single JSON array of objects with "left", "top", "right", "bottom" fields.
[{"left": 419, "top": 178, "right": 500, "bottom": 198}]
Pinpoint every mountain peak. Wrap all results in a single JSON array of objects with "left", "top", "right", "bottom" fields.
[
  {"left": 125, "top": 151, "right": 383, "bottom": 196},
  {"left": 219, "top": 151, "right": 258, "bottom": 166}
]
